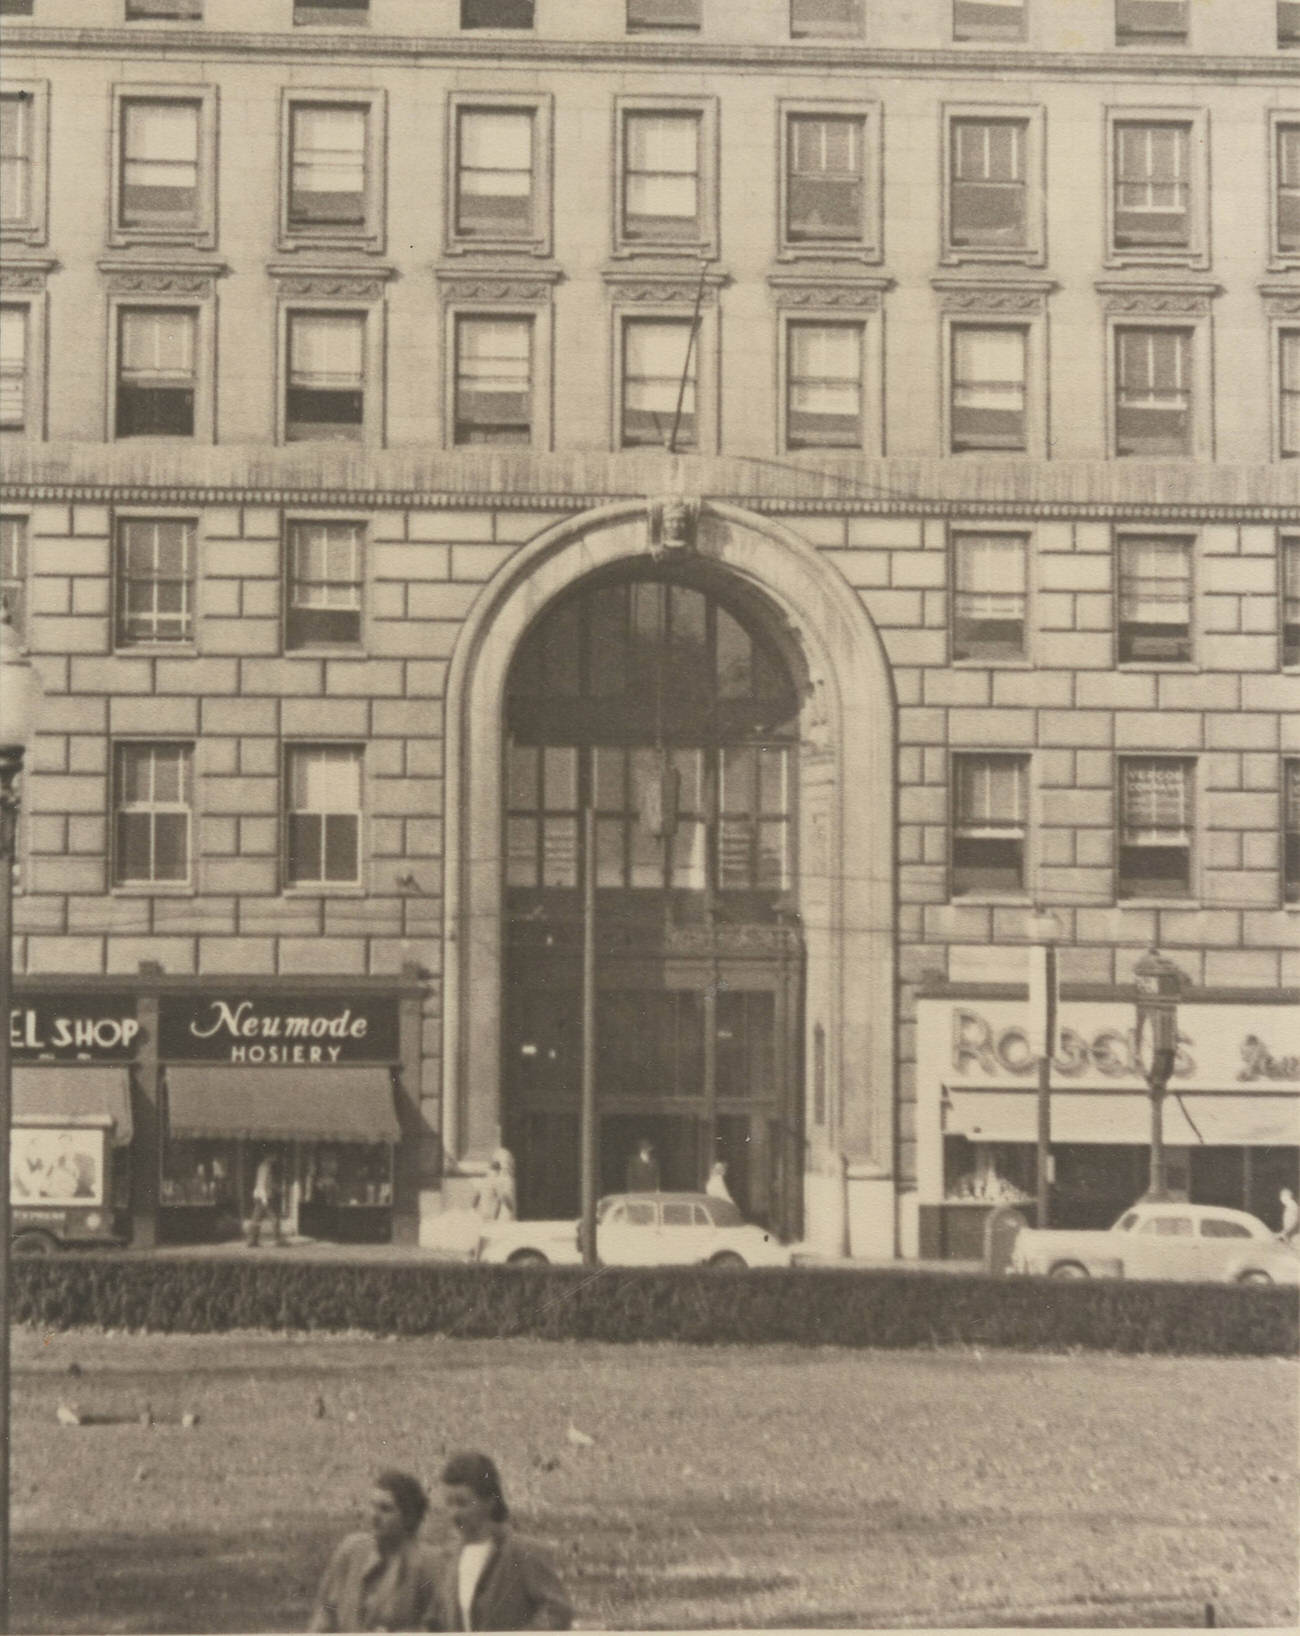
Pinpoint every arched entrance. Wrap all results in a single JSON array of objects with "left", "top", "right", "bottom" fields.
[
  {"left": 440, "top": 501, "right": 897, "bottom": 1256},
  {"left": 501, "top": 562, "right": 806, "bottom": 1235}
]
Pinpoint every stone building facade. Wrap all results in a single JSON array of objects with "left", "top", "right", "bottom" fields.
[{"left": 2, "top": 0, "right": 1297, "bottom": 1257}]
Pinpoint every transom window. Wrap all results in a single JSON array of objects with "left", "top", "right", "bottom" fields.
[
  {"left": 455, "top": 317, "right": 532, "bottom": 446},
  {"left": 950, "top": 120, "right": 1026, "bottom": 250},
  {"left": 952, "top": 754, "right": 1027, "bottom": 897},
  {"left": 113, "top": 742, "right": 193, "bottom": 886},
  {"left": 1116, "top": 0, "right": 1186, "bottom": 43},
  {"left": 1118, "top": 757, "right": 1194, "bottom": 900},
  {"left": 952, "top": 533, "right": 1027, "bottom": 660},
  {"left": 1115, "top": 328, "right": 1191, "bottom": 457},
  {"left": 0, "top": 94, "right": 32, "bottom": 226},
  {"left": 623, "top": 113, "right": 700, "bottom": 242},
  {"left": 1118, "top": 535, "right": 1192, "bottom": 664},
  {"left": 954, "top": 0, "right": 1024, "bottom": 40},
  {"left": 286, "top": 745, "right": 363, "bottom": 886},
  {"left": 0, "top": 305, "right": 25, "bottom": 430},
  {"left": 121, "top": 100, "right": 199, "bottom": 228},
  {"left": 286, "top": 521, "right": 363, "bottom": 648},
  {"left": 787, "top": 115, "right": 864, "bottom": 244},
  {"left": 116, "top": 309, "right": 196, "bottom": 439},
  {"left": 951, "top": 326, "right": 1026, "bottom": 453},
  {"left": 790, "top": 0, "right": 863, "bottom": 36},
  {"left": 455, "top": 109, "right": 534, "bottom": 240},
  {"left": 787, "top": 323, "right": 862, "bottom": 450},
  {"left": 1285, "top": 760, "right": 1300, "bottom": 904},
  {"left": 1, "top": 514, "right": 26, "bottom": 635},
  {"left": 1114, "top": 123, "right": 1190, "bottom": 249},
  {"left": 622, "top": 319, "right": 696, "bottom": 450},
  {"left": 1281, "top": 332, "right": 1300, "bottom": 459},
  {"left": 289, "top": 105, "right": 366, "bottom": 230},
  {"left": 115, "top": 519, "right": 194, "bottom": 645},
  {"left": 285, "top": 312, "right": 365, "bottom": 442},
  {"left": 1278, "top": 126, "right": 1300, "bottom": 256},
  {"left": 1283, "top": 538, "right": 1300, "bottom": 668}
]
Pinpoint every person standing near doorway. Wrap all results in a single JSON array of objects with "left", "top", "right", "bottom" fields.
[
  {"left": 625, "top": 1137, "right": 659, "bottom": 1193},
  {"left": 247, "top": 1153, "right": 281, "bottom": 1247}
]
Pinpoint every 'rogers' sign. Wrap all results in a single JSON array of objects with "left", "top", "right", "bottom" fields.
[{"left": 159, "top": 995, "right": 399, "bottom": 1065}]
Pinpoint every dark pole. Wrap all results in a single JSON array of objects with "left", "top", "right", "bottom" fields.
[
  {"left": 579, "top": 805, "right": 598, "bottom": 1266},
  {"left": 1148, "top": 1085, "right": 1167, "bottom": 1200},
  {"left": 0, "top": 746, "right": 22, "bottom": 1636},
  {"left": 667, "top": 260, "right": 709, "bottom": 455},
  {"left": 1035, "top": 940, "right": 1056, "bottom": 1232}
]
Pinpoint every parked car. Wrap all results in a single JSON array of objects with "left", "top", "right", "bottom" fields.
[
  {"left": 474, "top": 1191, "right": 792, "bottom": 1268},
  {"left": 1009, "top": 1199, "right": 1300, "bottom": 1285}
]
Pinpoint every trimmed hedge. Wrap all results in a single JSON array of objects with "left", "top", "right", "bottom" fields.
[{"left": 11, "top": 1256, "right": 1298, "bottom": 1354}]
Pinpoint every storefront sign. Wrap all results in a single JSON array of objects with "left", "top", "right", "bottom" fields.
[
  {"left": 159, "top": 994, "right": 400, "bottom": 1064},
  {"left": 937, "top": 1001, "right": 1299, "bottom": 1092},
  {"left": 10, "top": 998, "right": 140, "bottom": 1061}
]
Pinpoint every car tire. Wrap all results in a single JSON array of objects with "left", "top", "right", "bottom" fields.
[
  {"left": 709, "top": 1251, "right": 746, "bottom": 1269},
  {"left": 507, "top": 1249, "right": 549, "bottom": 1267},
  {"left": 1237, "top": 1269, "right": 1273, "bottom": 1286},
  {"left": 12, "top": 1230, "right": 59, "bottom": 1257},
  {"left": 1049, "top": 1261, "right": 1089, "bottom": 1280}
]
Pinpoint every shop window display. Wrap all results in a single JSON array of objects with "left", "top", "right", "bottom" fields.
[
  {"left": 302, "top": 1142, "right": 393, "bottom": 1208},
  {"left": 161, "top": 1137, "right": 238, "bottom": 1209},
  {"left": 944, "top": 1135, "right": 1034, "bottom": 1204}
]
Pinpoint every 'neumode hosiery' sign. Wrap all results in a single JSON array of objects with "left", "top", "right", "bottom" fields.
[{"left": 158, "top": 995, "right": 400, "bottom": 1065}]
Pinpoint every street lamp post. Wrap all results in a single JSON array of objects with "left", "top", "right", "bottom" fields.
[
  {"left": 1133, "top": 947, "right": 1187, "bottom": 1202},
  {"left": 0, "top": 609, "right": 43, "bottom": 1636},
  {"left": 1027, "top": 908, "right": 1062, "bottom": 1231}
]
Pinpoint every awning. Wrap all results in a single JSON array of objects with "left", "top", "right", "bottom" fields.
[
  {"left": 946, "top": 1089, "right": 1300, "bottom": 1149},
  {"left": 166, "top": 1067, "right": 400, "bottom": 1144},
  {"left": 12, "top": 1066, "right": 133, "bottom": 1145}
]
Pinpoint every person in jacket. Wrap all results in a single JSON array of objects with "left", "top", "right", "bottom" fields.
[
  {"left": 472, "top": 1149, "right": 517, "bottom": 1223},
  {"left": 310, "top": 1470, "right": 439, "bottom": 1633},
  {"left": 433, "top": 1451, "right": 572, "bottom": 1632},
  {"left": 247, "top": 1153, "right": 281, "bottom": 1247}
]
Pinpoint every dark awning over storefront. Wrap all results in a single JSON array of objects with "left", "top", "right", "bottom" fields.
[
  {"left": 166, "top": 1068, "right": 400, "bottom": 1144},
  {"left": 12, "top": 1066, "right": 134, "bottom": 1145},
  {"left": 946, "top": 1089, "right": 1300, "bottom": 1148}
]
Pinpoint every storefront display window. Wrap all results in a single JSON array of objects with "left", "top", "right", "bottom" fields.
[
  {"left": 302, "top": 1142, "right": 392, "bottom": 1207},
  {"left": 161, "top": 1137, "right": 239, "bottom": 1207},
  {"left": 944, "top": 1135, "right": 1034, "bottom": 1203}
]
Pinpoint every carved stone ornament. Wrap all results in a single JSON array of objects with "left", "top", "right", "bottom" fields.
[
  {"left": 602, "top": 269, "right": 725, "bottom": 306},
  {"left": 647, "top": 495, "right": 700, "bottom": 556},
  {"left": 435, "top": 274, "right": 557, "bottom": 304},
  {"left": 933, "top": 283, "right": 1049, "bottom": 315},
  {"left": 0, "top": 262, "right": 53, "bottom": 293},
  {"left": 272, "top": 274, "right": 389, "bottom": 301},
  {"left": 1261, "top": 285, "right": 1300, "bottom": 319},
  {"left": 104, "top": 270, "right": 216, "bottom": 297},
  {"left": 770, "top": 281, "right": 883, "bottom": 311},
  {"left": 1096, "top": 281, "right": 1219, "bottom": 317}
]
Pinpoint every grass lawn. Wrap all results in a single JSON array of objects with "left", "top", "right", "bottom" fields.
[{"left": 10, "top": 1328, "right": 1298, "bottom": 1632}]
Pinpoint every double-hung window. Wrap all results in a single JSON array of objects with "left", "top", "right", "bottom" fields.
[
  {"left": 786, "top": 115, "right": 865, "bottom": 246},
  {"left": 953, "top": 533, "right": 1027, "bottom": 661},
  {"left": 1282, "top": 332, "right": 1300, "bottom": 459},
  {"left": 1115, "top": 0, "right": 1186, "bottom": 43},
  {"left": 953, "top": 0, "right": 1024, "bottom": 40},
  {"left": 285, "top": 312, "right": 365, "bottom": 443},
  {"left": 289, "top": 104, "right": 366, "bottom": 232},
  {"left": 0, "top": 306, "right": 25, "bottom": 431},
  {"left": 1277, "top": 125, "right": 1300, "bottom": 259},
  {"left": 1118, "top": 535, "right": 1192, "bottom": 664},
  {"left": 286, "top": 521, "right": 363, "bottom": 649},
  {"left": 113, "top": 742, "right": 193, "bottom": 887},
  {"left": 116, "top": 309, "right": 196, "bottom": 439},
  {"left": 1282, "top": 537, "right": 1300, "bottom": 668},
  {"left": 1118, "top": 758, "right": 1194, "bottom": 900},
  {"left": 116, "top": 519, "right": 194, "bottom": 646},
  {"left": 120, "top": 99, "right": 200, "bottom": 230},
  {"left": 623, "top": 112, "right": 700, "bottom": 245},
  {"left": 627, "top": 0, "right": 701, "bottom": 27},
  {"left": 952, "top": 755, "right": 1028, "bottom": 897},
  {"left": 786, "top": 323, "right": 862, "bottom": 450},
  {"left": 949, "top": 119, "right": 1027, "bottom": 251},
  {"left": 1, "top": 515, "right": 26, "bottom": 635},
  {"left": 0, "top": 93, "right": 32, "bottom": 231},
  {"left": 286, "top": 745, "right": 363, "bottom": 888},
  {"left": 1115, "top": 328, "right": 1192, "bottom": 457},
  {"left": 790, "top": 0, "right": 863, "bottom": 36},
  {"left": 1285, "top": 760, "right": 1300, "bottom": 903},
  {"left": 462, "top": 0, "right": 534, "bottom": 23},
  {"left": 622, "top": 319, "right": 695, "bottom": 449},
  {"left": 454, "top": 317, "right": 532, "bottom": 446},
  {"left": 455, "top": 109, "right": 534, "bottom": 241},
  {"left": 1113, "top": 123, "right": 1190, "bottom": 250},
  {"left": 951, "top": 327, "right": 1026, "bottom": 453}
]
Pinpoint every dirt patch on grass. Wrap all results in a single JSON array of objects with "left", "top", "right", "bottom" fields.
[{"left": 11, "top": 1332, "right": 1298, "bottom": 1631}]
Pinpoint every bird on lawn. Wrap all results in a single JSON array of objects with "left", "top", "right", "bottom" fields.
[
  {"left": 55, "top": 1403, "right": 82, "bottom": 1426},
  {"left": 565, "top": 1421, "right": 595, "bottom": 1448}
]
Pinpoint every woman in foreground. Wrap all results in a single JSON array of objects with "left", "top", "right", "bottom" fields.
[{"left": 310, "top": 1469, "right": 440, "bottom": 1633}]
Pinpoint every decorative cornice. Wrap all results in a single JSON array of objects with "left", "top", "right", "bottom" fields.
[
  {"left": 434, "top": 265, "right": 563, "bottom": 304},
  {"left": 0, "top": 257, "right": 58, "bottom": 292},
  {"left": 97, "top": 257, "right": 228, "bottom": 297},
  {"left": 3, "top": 28, "right": 1295, "bottom": 82},
  {"left": 1094, "top": 278, "right": 1222, "bottom": 317},
  {"left": 601, "top": 267, "right": 729, "bottom": 305},
  {"left": 931, "top": 276, "right": 1056, "bottom": 315},
  {"left": 266, "top": 262, "right": 395, "bottom": 301},
  {"left": 767, "top": 273, "right": 893, "bottom": 311},
  {"left": 1260, "top": 281, "right": 1300, "bottom": 319}
]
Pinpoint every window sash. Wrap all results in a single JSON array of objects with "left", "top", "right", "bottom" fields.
[
  {"left": 954, "top": 756, "right": 1027, "bottom": 831},
  {"left": 627, "top": 0, "right": 702, "bottom": 26},
  {"left": 1116, "top": 0, "right": 1188, "bottom": 38},
  {"left": 1115, "top": 124, "right": 1190, "bottom": 246},
  {"left": 1116, "top": 329, "right": 1192, "bottom": 455},
  {"left": 289, "top": 105, "right": 367, "bottom": 227},
  {"left": 950, "top": 122, "right": 1027, "bottom": 247},
  {"left": 1282, "top": 333, "right": 1300, "bottom": 457},
  {"left": 455, "top": 317, "right": 532, "bottom": 444},
  {"left": 122, "top": 101, "right": 200, "bottom": 225},
  {"left": 1121, "top": 760, "right": 1191, "bottom": 840},
  {"left": 117, "top": 520, "right": 194, "bottom": 644},
  {"left": 456, "top": 110, "right": 534, "bottom": 237},
  {"left": 953, "top": 0, "right": 1024, "bottom": 39},
  {"left": 287, "top": 746, "right": 362, "bottom": 885},
  {"left": 622, "top": 320, "right": 696, "bottom": 448},
  {"left": 1, "top": 515, "right": 26, "bottom": 634},
  {"left": 790, "top": 0, "right": 862, "bottom": 36},
  {"left": 120, "top": 309, "right": 195, "bottom": 379},
  {"left": 1118, "top": 538, "right": 1191, "bottom": 626},
  {"left": 0, "top": 95, "right": 30, "bottom": 225},
  {"left": 624, "top": 113, "right": 700, "bottom": 238},
  {"left": 787, "top": 323, "right": 862, "bottom": 448},
  {"left": 951, "top": 327, "right": 1027, "bottom": 451},
  {"left": 0, "top": 305, "right": 25, "bottom": 428},
  {"left": 114, "top": 743, "right": 192, "bottom": 884},
  {"left": 1283, "top": 2, "right": 1300, "bottom": 45},
  {"left": 787, "top": 116, "right": 864, "bottom": 241},
  {"left": 1278, "top": 128, "right": 1300, "bottom": 251},
  {"left": 288, "top": 523, "right": 363, "bottom": 645},
  {"left": 460, "top": 0, "right": 535, "bottom": 23}
]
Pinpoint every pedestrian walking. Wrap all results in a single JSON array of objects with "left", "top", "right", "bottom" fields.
[
  {"left": 310, "top": 1470, "right": 439, "bottom": 1633},
  {"left": 625, "top": 1137, "right": 659, "bottom": 1193},
  {"left": 473, "top": 1148, "right": 517, "bottom": 1223},
  {"left": 433, "top": 1452, "right": 572, "bottom": 1632},
  {"left": 705, "top": 1160, "right": 734, "bottom": 1205},
  {"left": 247, "top": 1153, "right": 281, "bottom": 1247},
  {"left": 1281, "top": 1186, "right": 1299, "bottom": 1245}
]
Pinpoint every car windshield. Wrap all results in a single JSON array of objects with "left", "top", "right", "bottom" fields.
[{"left": 1116, "top": 1211, "right": 1139, "bottom": 1231}]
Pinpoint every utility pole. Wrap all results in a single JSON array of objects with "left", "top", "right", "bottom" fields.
[{"left": 579, "top": 806, "right": 598, "bottom": 1266}]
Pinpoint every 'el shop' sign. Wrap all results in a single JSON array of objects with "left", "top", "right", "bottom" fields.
[{"left": 10, "top": 998, "right": 140, "bottom": 1060}]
